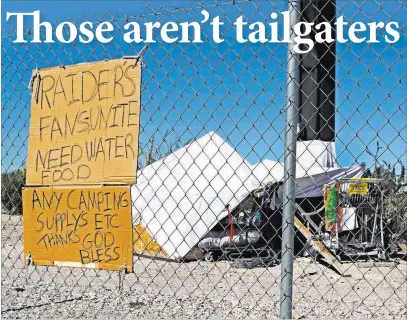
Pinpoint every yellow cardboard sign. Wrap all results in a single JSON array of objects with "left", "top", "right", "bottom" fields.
[
  {"left": 26, "top": 58, "right": 141, "bottom": 185},
  {"left": 23, "top": 185, "right": 133, "bottom": 272},
  {"left": 348, "top": 182, "right": 369, "bottom": 195}
]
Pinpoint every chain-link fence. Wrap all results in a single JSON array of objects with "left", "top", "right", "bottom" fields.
[{"left": 1, "top": 0, "right": 406, "bottom": 319}]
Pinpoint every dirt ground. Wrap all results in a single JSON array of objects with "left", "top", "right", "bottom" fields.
[{"left": 2, "top": 214, "right": 406, "bottom": 319}]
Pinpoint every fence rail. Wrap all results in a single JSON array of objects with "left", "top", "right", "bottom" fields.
[{"left": 2, "top": 1, "right": 407, "bottom": 319}]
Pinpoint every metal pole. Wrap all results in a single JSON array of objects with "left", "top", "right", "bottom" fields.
[{"left": 280, "top": 1, "right": 301, "bottom": 319}]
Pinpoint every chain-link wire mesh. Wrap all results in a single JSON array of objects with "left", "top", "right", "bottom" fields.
[{"left": 1, "top": 0, "right": 406, "bottom": 318}]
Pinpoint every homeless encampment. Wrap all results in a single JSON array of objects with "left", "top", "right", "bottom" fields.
[{"left": 131, "top": 132, "right": 364, "bottom": 260}]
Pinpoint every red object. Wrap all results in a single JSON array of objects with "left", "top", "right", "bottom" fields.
[{"left": 227, "top": 205, "right": 234, "bottom": 244}]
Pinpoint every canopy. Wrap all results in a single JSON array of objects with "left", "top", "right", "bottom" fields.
[
  {"left": 251, "top": 158, "right": 364, "bottom": 198},
  {"left": 131, "top": 132, "right": 363, "bottom": 259}
]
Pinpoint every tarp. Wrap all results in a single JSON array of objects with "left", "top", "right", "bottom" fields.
[
  {"left": 132, "top": 132, "right": 255, "bottom": 259},
  {"left": 296, "top": 140, "right": 337, "bottom": 170},
  {"left": 131, "top": 132, "right": 363, "bottom": 259},
  {"left": 251, "top": 159, "right": 364, "bottom": 198}
]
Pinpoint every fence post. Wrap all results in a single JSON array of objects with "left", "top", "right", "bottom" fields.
[{"left": 280, "top": 0, "right": 301, "bottom": 319}]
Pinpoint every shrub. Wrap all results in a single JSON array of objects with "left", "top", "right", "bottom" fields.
[
  {"left": 1, "top": 166, "right": 26, "bottom": 215},
  {"left": 372, "top": 162, "right": 407, "bottom": 245},
  {"left": 385, "top": 192, "right": 407, "bottom": 244}
]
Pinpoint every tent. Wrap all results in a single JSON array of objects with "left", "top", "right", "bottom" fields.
[
  {"left": 131, "top": 132, "right": 364, "bottom": 259},
  {"left": 132, "top": 132, "right": 255, "bottom": 259}
]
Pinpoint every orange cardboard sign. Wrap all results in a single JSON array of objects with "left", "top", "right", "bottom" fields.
[
  {"left": 26, "top": 58, "right": 141, "bottom": 185},
  {"left": 23, "top": 185, "right": 133, "bottom": 272}
]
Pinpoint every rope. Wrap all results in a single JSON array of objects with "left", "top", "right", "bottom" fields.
[
  {"left": 25, "top": 253, "right": 33, "bottom": 266},
  {"left": 24, "top": 253, "right": 33, "bottom": 286},
  {"left": 123, "top": 45, "right": 149, "bottom": 66},
  {"left": 118, "top": 264, "right": 126, "bottom": 293},
  {"left": 27, "top": 68, "right": 41, "bottom": 103},
  {"left": 226, "top": 205, "right": 234, "bottom": 244}
]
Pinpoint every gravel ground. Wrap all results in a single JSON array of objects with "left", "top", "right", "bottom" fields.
[{"left": 2, "top": 214, "right": 406, "bottom": 319}]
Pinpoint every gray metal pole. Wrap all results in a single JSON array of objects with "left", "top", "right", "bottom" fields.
[{"left": 280, "top": 0, "right": 301, "bottom": 319}]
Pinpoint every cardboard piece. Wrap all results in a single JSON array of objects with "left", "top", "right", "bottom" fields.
[
  {"left": 133, "top": 224, "right": 167, "bottom": 257},
  {"left": 294, "top": 216, "right": 345, "bottom": 275},
  {"left": 348, "top": 182, "right": 368, "bottom": 195},
  {"left": 26, "top": 59, "right": 141, "bottom": 185},
  {"left": 23, "top": 185, "right": 133, "bottom": 272}
]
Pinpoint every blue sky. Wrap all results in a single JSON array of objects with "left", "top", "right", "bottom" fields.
[{"left": 1, "top": 0, "right": 406, "bottom": 173}]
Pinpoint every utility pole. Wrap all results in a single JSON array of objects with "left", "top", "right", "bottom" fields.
[
  {"left": 280, "top": 1, "right": 336, "bottom": 319},
  {"left": 280, "top": 1, "right": 301, "bottom": 318}
]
